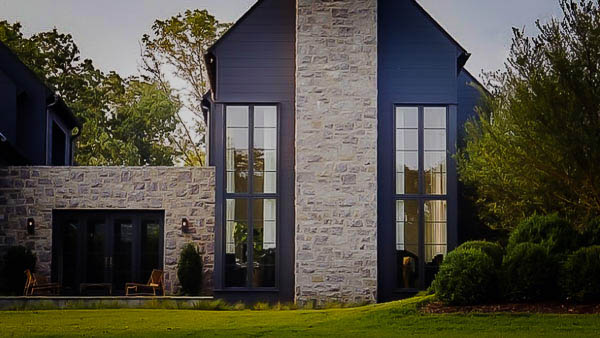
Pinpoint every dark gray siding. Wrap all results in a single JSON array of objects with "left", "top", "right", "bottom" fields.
[
  {"left": 377, "top": 0, "right": 464, "bottom": 302},
  {"left": 457, "top": 70, "right": 484, "bottom": 145},
  {"left": 210, "top": 0, "right": 295, "bottom": 302},
  {"left": 0, "top": 69, "right": 17, "bottom": 144}
]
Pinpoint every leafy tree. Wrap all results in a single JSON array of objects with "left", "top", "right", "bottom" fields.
[
  {"left": 141, "top": 9, "right": 230, "bottom": 166},
  {"left": 0, "top": 21, "right": 180, "bottom": 166},
  {"left": 459, "top": 0, "right": 600, "bottom": 230}
]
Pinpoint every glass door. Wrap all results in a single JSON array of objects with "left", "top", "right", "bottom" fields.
[{"left": 84, "top": 217, "right": 109, "bottom": 284}]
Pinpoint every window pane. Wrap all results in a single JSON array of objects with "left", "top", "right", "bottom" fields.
[
  {"left": 396, "top": 151, "right": 418, "bottom": 194},
  {"left": 396, "top": 107, "right": 418, "bottom": 128},
  {"left": 424, "top": 107, "right": 446, "bottom": 128},
  {"left": 396, "top": 130, "right": 418, "bottom": 151},
  {"left": 225, "top": 199, "right": 249, "bottom": 287},
  {"left": 226, "top": 106, "right": 249, "bottom": 127},
  {"left": 86, "top": 219, "right": 106, "bottom": 283},
  {"left": 254, "top": 128, "right": 277, "bottom": 150},
  {"left": 254, "top": 172, "right": 277, "bottom": 194},
  {"left": 254, "top": 149, "right": 277, "bottom": 172},
  {"left": 141, "top": 220, "right": 160, "bottom": 284},
  {"left": 252, "top": 199, "right": 276, "bottom": 287},
  {"left": 254, "top": 106, "right": 277, "bottom": 128},
  {"left": 424, "top": 200, "right": 447, "bottom": 287},
  {"left": 396, "top": 200, "right": 419, "bottom": 289},
  {"left": 425, "top": 151, "right": 447, "bottom": 195},
  {"left": 113, "top": 220, "right": 134, "bottom": 290},
  {"left": 424, "top": 130, "right": 446, "bottom": 151},
  {"left": 226, "top": 107, "right": 249, "bottom": 193}
]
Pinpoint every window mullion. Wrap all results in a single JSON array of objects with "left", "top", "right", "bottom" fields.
[{"left": 247, "top": 106, "right": 255, "bottom": 288}]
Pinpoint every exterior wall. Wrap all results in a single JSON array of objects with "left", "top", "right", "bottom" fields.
[
  {"left": 0, "top": 166, "right": 215, "bottom": 294},
  {"left": 209, "top": 0, "right": 296, "bottom": 301},
  {"left": 377, "top": 0, "right": 463, "bottom": 301},
  {"left": 295, "top": 0, "right": 378, "bottom": 304}
]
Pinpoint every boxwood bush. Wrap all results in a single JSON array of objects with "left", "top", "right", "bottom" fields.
[
  {"left": 507, "top": 213, "right": 578, "bottom": 256},
  {"left": 560, "top": 246, "right": 600, "bottom": 302},
  {"left": 457, "top": 241, "right": 504, "bottom": 267},
  {"left": 502, "top": 242, "right": 556, "bottom": 301},
  {"left": 177, "top": 243, "right": 203, "bottom": 295},
  {"left": 432, "top": 248, "right": 496, "bottom": 305}
]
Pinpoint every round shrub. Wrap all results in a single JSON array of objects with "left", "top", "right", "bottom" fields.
[
  {"left": 177, "top": 243, "right": 203, "bottom": 295},
  {"left": 457, "top": 241, "right": 504, "bottom": 267},
  {"left": 502, "top": 242, "right": 556, "bottom": 302},
  {"left": 432, "top": 248, "right": 496, "bottom": 305},
  {"left": 560, "top": 246, "right": 600, "bottom": 302},
  {"left": 0, "top": 246, "right": 36, "bottom": 295},
  {"left": 507, "top": 213, "right": 578, "bottom": 256}
]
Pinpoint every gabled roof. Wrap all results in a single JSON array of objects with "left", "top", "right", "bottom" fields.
[
  {"left": 0, "top": 41, "right": 81, "bottom": 129},
  {"left": 410, "top": 0, "right": 468, "bottom": 55},
  {"left": 207, "top": 0, "right": 265, "bottom": 54}
]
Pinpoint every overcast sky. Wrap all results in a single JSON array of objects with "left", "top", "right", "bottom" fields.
[{"left": 0, "top": 0, "right": 563, "bottom": 81}]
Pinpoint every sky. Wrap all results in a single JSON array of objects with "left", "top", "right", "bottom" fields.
[{"left": 0, "top": 0, "right": 563, "bottom": 81}]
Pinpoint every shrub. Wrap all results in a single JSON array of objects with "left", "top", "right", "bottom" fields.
[
  {"left": 579, "top": 217, "right": 600, "bottom": 247},
  {"left": 501, "top": 242, "right": 556, "bottom": 302},
  {"left": 177, "top": 243, "right": 203, "bottom": 295},
  {"left": 431, "top": 248, "right": 496, "bottom": 305},
  {"left": 507, "top": 213, "right": 578, "bottom": 256},
  {"left": 0, "top": 246, "right": 37, "bottom": 295},
  {"left": 457, "top": 241, "right": 504, "bottom": 267},
  {"left": 560, "top": 246, "right": 600, "bottom": 302}
]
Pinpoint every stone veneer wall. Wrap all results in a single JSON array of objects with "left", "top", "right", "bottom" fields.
[
  {"left": 295, "top": 0, "right": 378, "bottom": 303},
  {"left": 0, "top": 166, "right": 215, "bottom": 294}
]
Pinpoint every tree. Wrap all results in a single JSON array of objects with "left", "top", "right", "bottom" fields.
[
  {"left": 458, "top": 0, "right": 600, "bottom": 230},
  {"left": 0, "top": 21, "right": 180, "bottom": 166},
  {"left": 141, "top": 9, "right": 230, "bottom": 166}
]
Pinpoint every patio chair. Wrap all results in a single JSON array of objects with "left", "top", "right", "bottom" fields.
[
  {"left": 23, "top": 269, "right": 60, "bottom": 296},
  {"left": 125, "top": 269, "right": 165, "bottom": 296}
]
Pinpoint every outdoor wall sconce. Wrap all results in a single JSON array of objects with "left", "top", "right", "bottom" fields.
[
  {"left": 27, "top": 218, "right": 35, "bottom": 235},
  {"left": 182, "top": 218, "right": 189, "bottom": 233}
]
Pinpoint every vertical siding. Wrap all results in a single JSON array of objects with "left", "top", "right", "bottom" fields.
[
  {"left": 377, "top": 0, "right": 463, "bottom": 302},
  {"left": 457, "top": 70, "right": 484, "bottom": 145},
  {"left": 210, "top": 0, "right": 295, "bottom": 302},
  {"left": 0, "top": 70, "right": 17, "bottom": 144}
]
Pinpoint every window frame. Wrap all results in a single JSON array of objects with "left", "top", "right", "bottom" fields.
[
  {"left": 222, "top": 103, "right": 281, "bottom": 291},
  {"left": 393, "top": 104, "right": 449, "bottom": 291}
]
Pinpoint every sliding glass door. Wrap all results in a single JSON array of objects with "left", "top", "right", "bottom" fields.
[{"left": 52, "top": 211, "right": 164, "bottom": 295}]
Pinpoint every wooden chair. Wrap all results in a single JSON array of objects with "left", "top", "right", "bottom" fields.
[
  {"left": 125, "top": 269, "right": 165, "bottom": 296},
  {"left": 23, "top": 269, "right": 60, "bottom": 296}
]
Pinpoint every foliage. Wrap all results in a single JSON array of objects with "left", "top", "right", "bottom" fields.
[
  {"left": 506, "top": 213, "right": 578, "bottom": 256},
  {"left": 458, "top": 0, "right": 600, "bottom": 230},
  {"left": 0, "top": 246, "right": 36, "bottom": 295},
  {"left": 0, "top": 21, "right": 181, "bottom": 166},
  {"left": 141, "top": 9, "right": 231, "bottom": 166},
  {"left": 457, "top": 240, "right": 504, "bottom": 267},
  {"left": 560, "top": 246, "right": 600, "bottom": 302},
  {"left": 432, "top": 248, "right": 497, "bottom": 305},
  {"left": 501, "top": 243, "right": 556, "bottom": 302},
  {"left": 579, "top": 217, "right": 600, "bottom": 246},
  {"left": 177, "top": 243, "right": 203, "bottom": 296}
]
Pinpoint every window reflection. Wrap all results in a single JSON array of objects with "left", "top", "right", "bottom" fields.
[
  {"left": 253, "top": 199, "right": 276, "bottom": 287},
  {"left": 225, "top": 199, "right": 248, "bottom": 287},
  {"left": 226, "top": 106, "right": 249, "bottom": 193},
  {"left": 254, "top": 106, "right": 277, "bottom": 193},
  {"left": 424, "top": 200, "right": 447, "bottom": 286},
  {"left": 396, "top": 200, "right": 419, "bottom": 289},
  {"left": 396, "top": 107, "right": 419, "bottom": 194},
  {"left": 424, "top": 107, "right": 447, "bottom": 195}
]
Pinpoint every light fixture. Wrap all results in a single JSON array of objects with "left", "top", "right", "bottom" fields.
[
  {"left": 182, "top": 218, "right": 189, "bottom": 233},
  {"left": 27, "top": 218, "right": 35, "bottom": 235}
]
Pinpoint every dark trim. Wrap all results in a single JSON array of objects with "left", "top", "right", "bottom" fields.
[{"left": 221, "top": 103, "right": 281, "bottom": 291}]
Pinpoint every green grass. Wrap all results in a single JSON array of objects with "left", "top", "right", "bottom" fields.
[{"left": 1, "top": 296, "right": 599, "bottom": 337}]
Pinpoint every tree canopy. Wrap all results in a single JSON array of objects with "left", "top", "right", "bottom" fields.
[{"left": 459, "top": 0, "right": 600, "bottom": 230}]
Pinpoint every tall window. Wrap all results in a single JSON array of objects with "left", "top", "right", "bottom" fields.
[
  {"left": 395, "top": 106, "right": 447, "bottom": 289},
  {"left": 225, "top": 105, "right": 277, "bottom": 288}
]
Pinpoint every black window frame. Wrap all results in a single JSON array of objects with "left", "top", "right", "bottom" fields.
[
  {"left": 223, "top": 103, "right": 281, "bottom": 291},
  {"left": 393, "top": 104, "right": 449, "bottom": 291}
]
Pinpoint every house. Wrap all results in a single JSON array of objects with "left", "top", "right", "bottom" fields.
[
  {"left": 0, "top": 0, "right": 484, "bottom": 304},
  {"left": 0, "top": 42, "right": 81, "bottom": 166}
]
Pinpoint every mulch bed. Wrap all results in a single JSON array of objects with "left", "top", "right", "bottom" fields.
[{"left": 422, "top": 301, "right": 600, "bottom": 314}]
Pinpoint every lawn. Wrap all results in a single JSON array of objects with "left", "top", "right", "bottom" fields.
[{"left": 1, "top": 297, "right": 599, "bottom": 337}]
